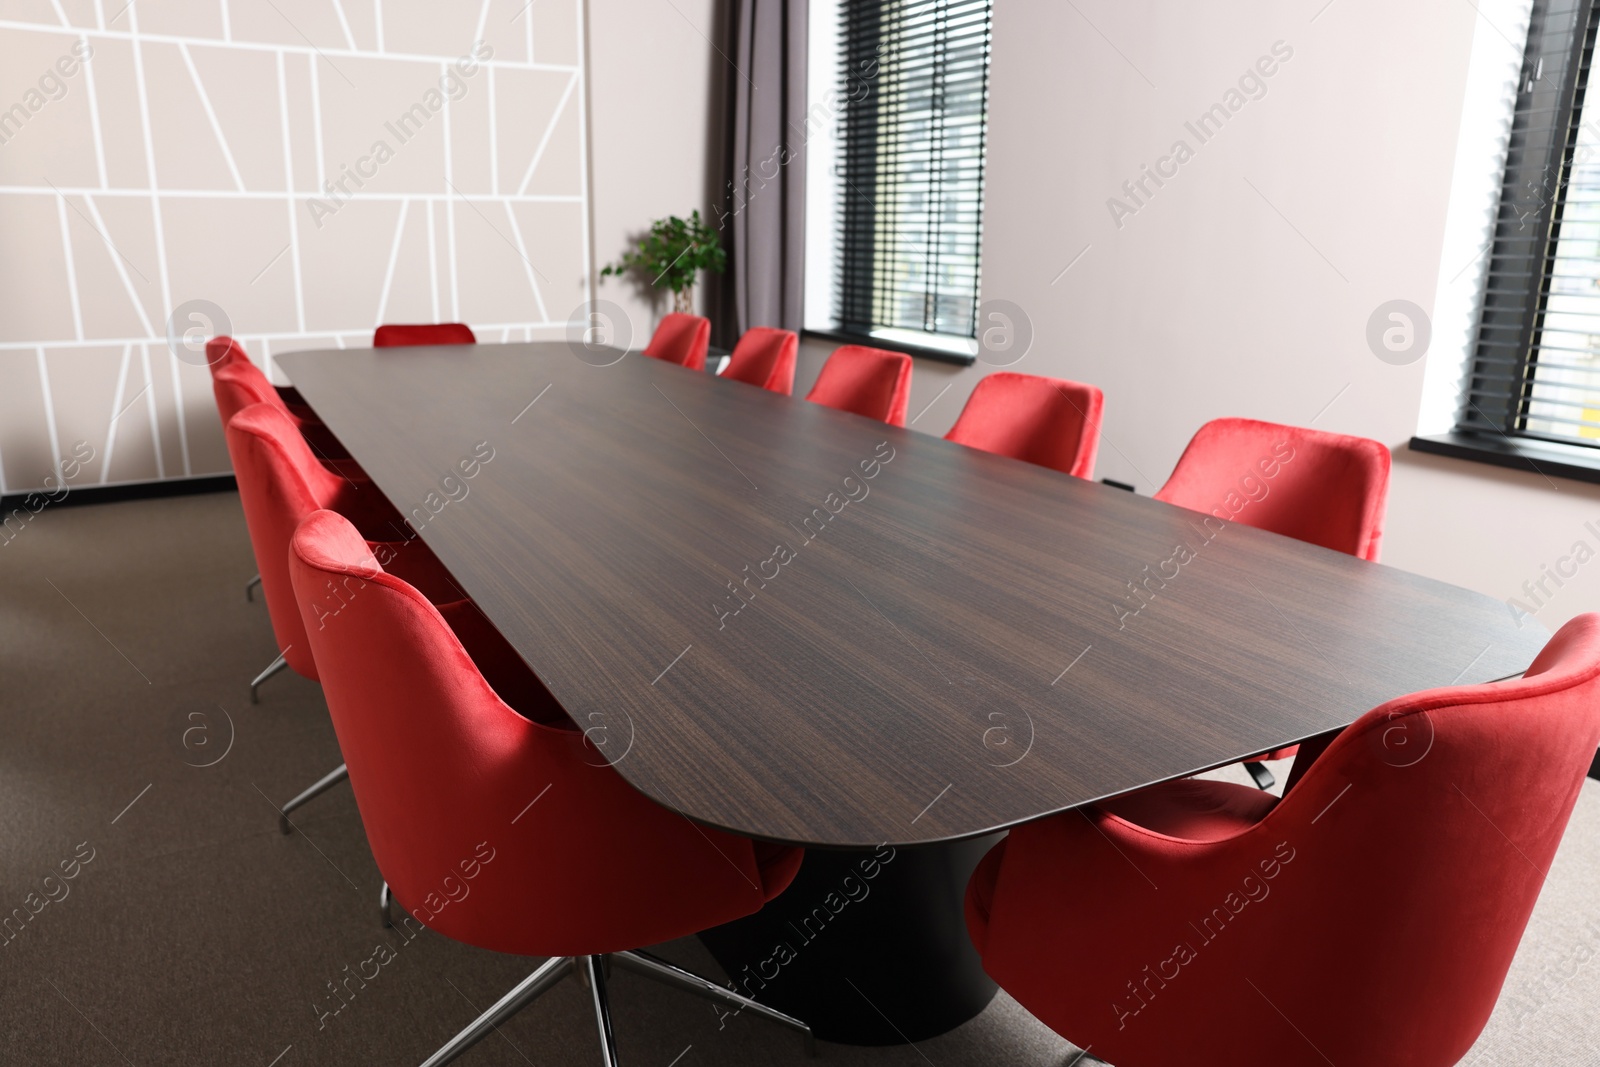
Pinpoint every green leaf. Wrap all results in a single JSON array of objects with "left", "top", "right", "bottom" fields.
[{"left": 600, "top": 209, "right": 726, "bottom": 292}]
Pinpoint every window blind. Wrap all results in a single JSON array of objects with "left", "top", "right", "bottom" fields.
[
  {"left": 834, "top": 0, "right": 992, "bottom": 344},
  {"left": 1465, "top": 0, "right": 1600, "bottom": 446}
]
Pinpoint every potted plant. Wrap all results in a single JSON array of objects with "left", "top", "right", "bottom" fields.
[{"left": 600, "top": 211, "right": 726, "bottom": 315}]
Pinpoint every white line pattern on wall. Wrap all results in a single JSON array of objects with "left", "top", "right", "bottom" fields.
[{"left": 0, "top": 0, "right": 590, "bottom": 495}]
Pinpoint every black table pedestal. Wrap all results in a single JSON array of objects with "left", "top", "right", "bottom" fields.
[{"left": 698, "top": 833, "right": 1003, "bottom": 1046}]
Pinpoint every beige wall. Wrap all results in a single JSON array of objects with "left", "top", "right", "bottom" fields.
[
  {"left": 587, "top": 0, "right": 719, "bottom": 347},
  {"left": 0, "top": 0, "right": 589, "bottom": 494},
  {"left": 792, "top": 0, "right": 1600, "bottom": 633}
]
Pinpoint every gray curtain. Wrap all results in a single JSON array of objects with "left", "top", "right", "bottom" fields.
[{"left": 708, "top": 0, "right": 808, "bottom": 346}]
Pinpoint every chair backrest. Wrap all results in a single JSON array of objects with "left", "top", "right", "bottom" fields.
[
  {"left": 287, "top": 508, "right": 784, "bottom": 956},
  {"left": 206, "top": 336, "right": 249, "bottom": 374},
  {"left": 1154, "top": 416, "right": 1390, "bottom": 560},
  {"left": 642, "top": 313, "right": 711, "bottom": 371},
  {"left": 944, "top": 372, "right": 1104, "bottom": 479},
  {"left": 224, "top": 403, "right": 351, "bottom": 679},
  {"left": 805, "top": 344, "right": 913, "bottom": 426},
  {"left": 722, "top": 326, "right": 798, "bottom": 395},
  {"left": 373, "top": 322, "right": 478, "bottom": 348},
  {"left": 212, "top": 358, "right": 289, "bottom": 430}
]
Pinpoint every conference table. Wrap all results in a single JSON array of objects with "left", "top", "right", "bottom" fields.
[{"left": 278, "top": 340, "right": 1547, "bottom": 1044}]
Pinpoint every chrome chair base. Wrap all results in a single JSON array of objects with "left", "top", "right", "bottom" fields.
[
  {"left": 246, "top": 572, "right": 262, "bottom": 602},
  {"left": 249, "top": 648, "right": 290, "bottom": 703},
  {"left": 276, "top": 763, "right": 349, "bottom": 834},
  {"left": 586, "top": 956, "right": 620, "bottom": 1067},
  {"left": 417, "top": 949, "right": 814, "bottom": 1067}
]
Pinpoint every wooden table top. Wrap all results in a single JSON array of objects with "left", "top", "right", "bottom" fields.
[{"left": 278, "top": 342, "right": 1548, "bottom": 848}]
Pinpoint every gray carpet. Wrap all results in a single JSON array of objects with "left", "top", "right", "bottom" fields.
[{"left": 0, "top": 489, "right": 1594, "bottom": 1066}]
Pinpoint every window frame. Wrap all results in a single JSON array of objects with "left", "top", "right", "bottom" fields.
[
  {"left": 802, "top": 0, "right": 993, "bottom": 367},
  {"left": 1413, "top": 0, "right": 1600, "bottom": 482}
]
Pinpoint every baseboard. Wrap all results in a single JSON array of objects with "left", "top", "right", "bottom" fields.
[{"left": 1, "top": 474, "right": 236, "bottom": 511}]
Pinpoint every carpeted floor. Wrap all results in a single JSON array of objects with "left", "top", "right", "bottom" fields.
[{"left": 0, "top": 489, "right": 1595, "bottom": 1066}]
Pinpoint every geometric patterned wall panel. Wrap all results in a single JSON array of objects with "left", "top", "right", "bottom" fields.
[{"left": 0, "top": 0, "right": 589, "bottom": 495}]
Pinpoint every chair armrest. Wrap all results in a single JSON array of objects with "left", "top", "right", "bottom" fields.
[
  {"left": 436, "top": 599, "right": 571, "bottom": 726},
  {"left": 320, "top": 457, "right": 369, "bottom": 482},
  {"left": 295, "top": 417, "right": 351, "bottom": 461},
  {"left": 329, "top": 480, "right": 410, "bottom": 542},
  {"left": 367, "top": 537, "right": 463, "bottom": 605}
]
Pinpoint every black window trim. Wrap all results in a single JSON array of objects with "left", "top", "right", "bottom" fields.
[
  {"left": 801, "top": 327, "right": 977, "bottom": 366},
  {"left": 1409, "top": 428, "right": 1600, "bottom": 485}
]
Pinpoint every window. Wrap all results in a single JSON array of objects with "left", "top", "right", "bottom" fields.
[
  {"left": 1423, "top": 0, "right": 1600, "bottom": 479},
  {"left": 804, "top": 0, "right": 993, "bottom": 363}
]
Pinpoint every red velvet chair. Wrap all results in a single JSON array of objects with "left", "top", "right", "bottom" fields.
[
  {"left": 206, "top": 335, "right": 316, "bottom": 420},
  {"left": 1155, "top": 417, "right": 1392, "bottom": 786},
  {"left": 287, "top": 509, "right": 813, "bottom": 1066},
  {"left": 805, "top": 344, "right": 913, "bottom": 426},
  {"left": 208, "top": 337, "right": 345, "bottom": 602},
  {"left": 642, "top": 313, "right": 711, "bottom": 371},
  {"left": 226, "top": 402, "right": 460, "bottom": 827},
  {"left": 967, "top": 613, "right": 1600, "bottom": 1067},
  {"left": 1155, "top": 417, "right": 1390, "bottom": 561},
  {"left": 944, "top": 372, "right": 1104, "bottom": 479},
  {"left": 373, "top": 322, "right": 478, "bottom": 348},
  {"left": 205, "top": 335, "right": 248, "bottom": 372},
  {"left": 212, "top": 358, "right": 357, "bottom": 471},
  {"left": 722, "top": 326, "right": 798, "bottom": 395}
]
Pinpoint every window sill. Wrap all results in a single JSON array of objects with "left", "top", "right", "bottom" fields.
[
  {"left": 1408, "top": 432, "right": 1600, "bottom": 487},
  {"left": 802, "top": 329, "right": 977, "bottom": 367}
]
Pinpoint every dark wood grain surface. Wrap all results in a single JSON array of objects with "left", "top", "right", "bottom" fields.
[{"left": 278, "top": 342, "right": 1549, "bottom": 848}]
